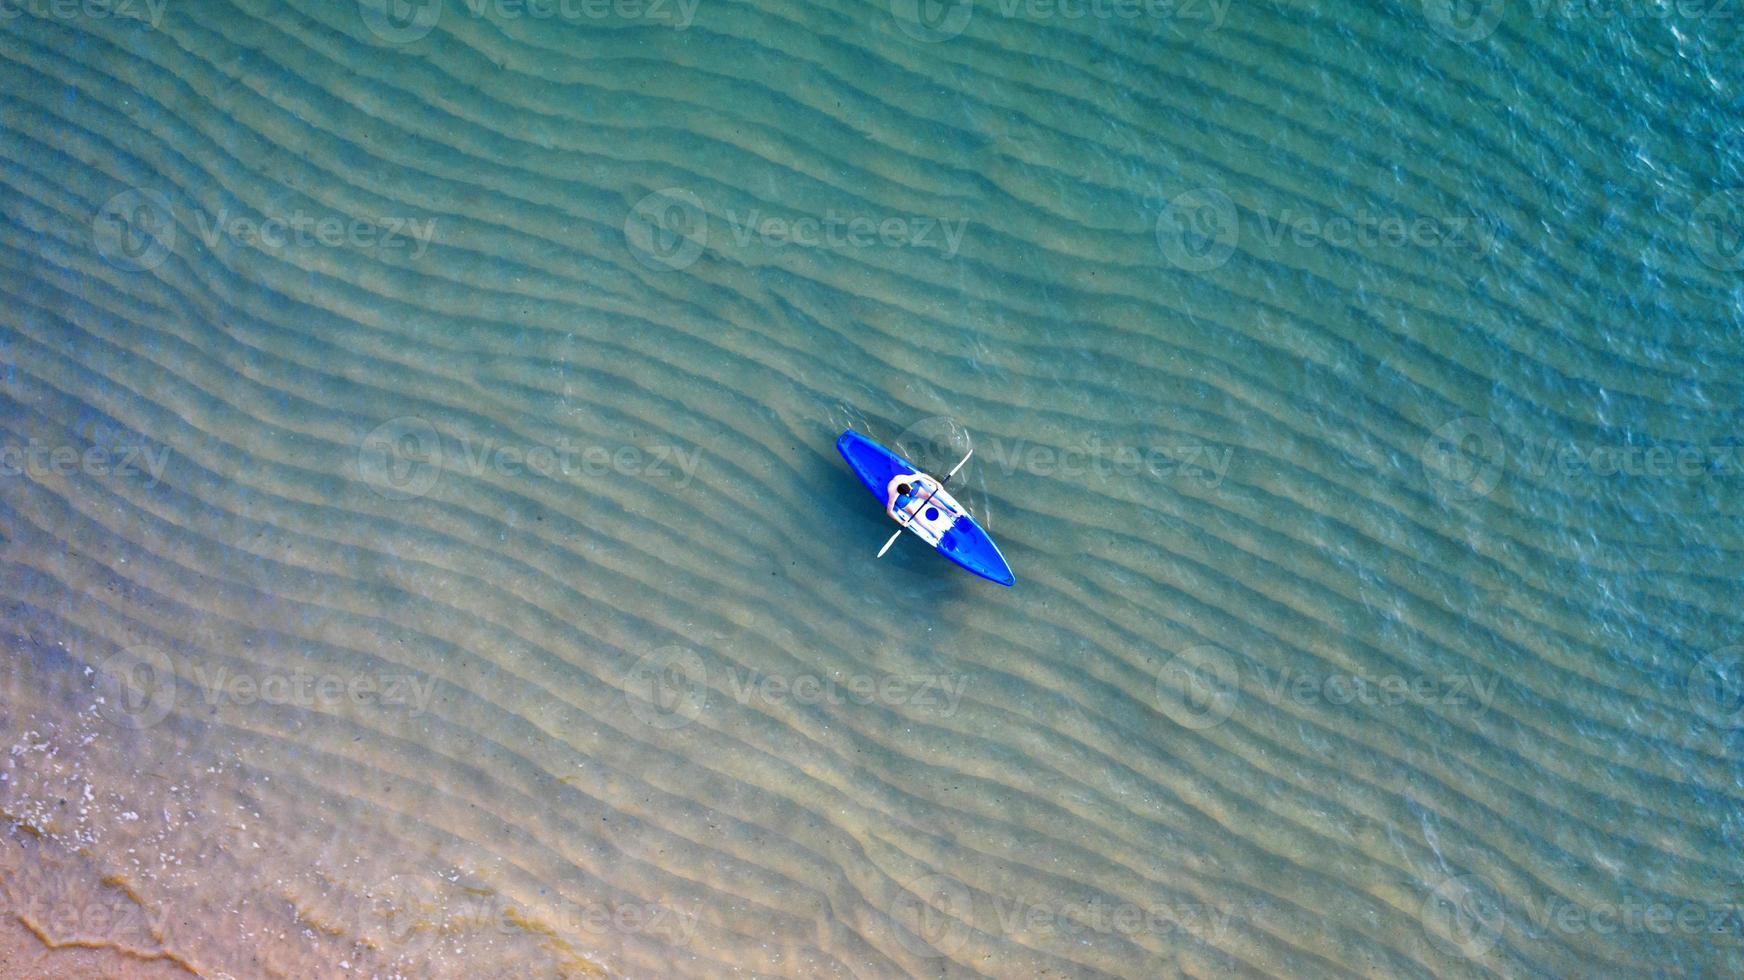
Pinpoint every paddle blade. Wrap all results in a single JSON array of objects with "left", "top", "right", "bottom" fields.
[{"left": 876, "top": 527, "right": 903, "bottom": 558}]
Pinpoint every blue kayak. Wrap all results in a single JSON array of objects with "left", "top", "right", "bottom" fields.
[{"left": 837, "top": 429, "right": 1016, "bottom": 587}]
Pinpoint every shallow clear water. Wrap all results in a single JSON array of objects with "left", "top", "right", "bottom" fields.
[{"left": 1, "top": 1, "right": 1741, "bottom": 976}]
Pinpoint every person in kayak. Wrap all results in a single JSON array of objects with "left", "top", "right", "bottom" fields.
[{"left": 892, "top": 478, "right": 933, "bottom": 522}]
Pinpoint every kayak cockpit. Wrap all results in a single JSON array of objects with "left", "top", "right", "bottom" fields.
[{"left": 884, "top": 472, "right": 964, "bottom": 545}]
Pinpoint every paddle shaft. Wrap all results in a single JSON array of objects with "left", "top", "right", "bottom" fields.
[{"left": 877, "top": 449, "right": 973, "bottom": 558}]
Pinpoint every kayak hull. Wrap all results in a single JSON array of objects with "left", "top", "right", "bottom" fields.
[{"left": 836, "top": 429, "right": 1016, "bottom": 587}]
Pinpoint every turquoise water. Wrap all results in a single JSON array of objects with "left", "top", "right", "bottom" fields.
[{"left": 1, "top": 0, "right": 1741, "bottom": 976}]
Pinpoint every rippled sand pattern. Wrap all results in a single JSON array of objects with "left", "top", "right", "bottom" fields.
[{"left": 2, "top": 0, "right": 1742, "bottom": 976}]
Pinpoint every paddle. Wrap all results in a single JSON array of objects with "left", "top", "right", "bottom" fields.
[{"left": 877, "top": 448, "right": 973, "bottom": 558}]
